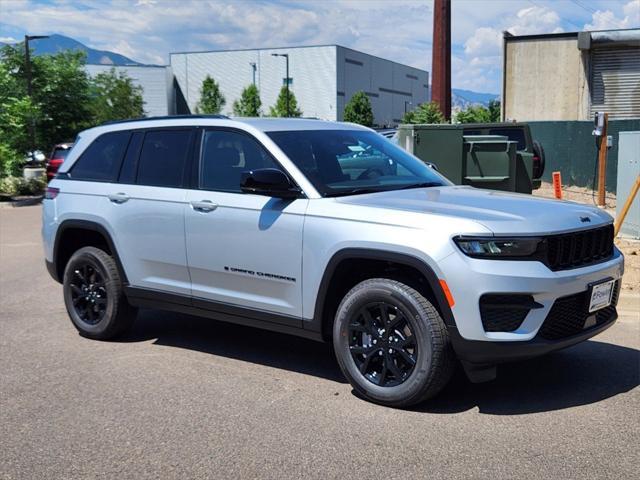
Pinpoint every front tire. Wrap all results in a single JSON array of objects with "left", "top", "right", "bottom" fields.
[
  {"left": 333, "top": 278, "right": 454, "bottom": 407},
  {"left": 63, "top": 246, "right": 136, "bottom": 340}
]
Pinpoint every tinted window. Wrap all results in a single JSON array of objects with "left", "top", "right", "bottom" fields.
[
  {"left": 489, "top": 128, "right": 526, "bottom": 150},
  {"left": 118, "top": 131, "right": 144, "bottom": 184},
  {"left": 137, "top": 130, "right": 192, "bottom": 187},
  {"left": 51, "top": 147, "right": 71, "bottom": 160},
  {"left": 268, "top": 129, "right": 449, "bottom": 197},
  {"left": 200, "top": 130, "right": 279, "bottom": 192},
  {"left": 71, "top": 132, "right": 130, "bottom": 181}
]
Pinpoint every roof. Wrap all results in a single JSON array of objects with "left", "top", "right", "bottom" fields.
[
  {"left": 96, "top": 115, "right": 370, "bottom": 133},
  {"left": 503, "top": 27, "right": 639, "bottom": 42}
]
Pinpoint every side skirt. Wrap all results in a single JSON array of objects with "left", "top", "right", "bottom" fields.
[{"left": 124, "top": 287, "right": 323, "bottom": 342}]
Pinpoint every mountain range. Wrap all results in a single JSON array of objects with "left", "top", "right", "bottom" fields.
[{"left": 1, "top": 34, "right": 499, "bottom": 106}]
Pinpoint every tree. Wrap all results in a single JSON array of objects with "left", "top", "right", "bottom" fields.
[
  {"left": 455, "top": 100, "right": 501, "bottom": 124},
  {"left": 232, "top": 84, "right": 262, "bottom": 117},
  {"left": 90, "top": 68, "right": 145, "bottom": 124},
  {"left": 197, "top": 75, "right": 225, "bottom": 114},
  {"left": 268, "top": 86, "right": 302, "bottom": 117},
  {"left": 0, "top": 44, "right": 93, "bottom": 152},
  {"left": 343, "top": 91, "right": 373, "bottom": 126},
  {"left": 402, "top": 101, "right": 446, "bottom": 124}
]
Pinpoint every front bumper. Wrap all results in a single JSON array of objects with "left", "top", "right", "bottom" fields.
[{"left": 439, "top": 247, "right": 624, "bottom": 342}]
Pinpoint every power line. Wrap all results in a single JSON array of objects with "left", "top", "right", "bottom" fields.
[
  {"left": 569, "top": 0, "right": 597, "bottom": 15},
  {"left": 526, "top": 0, "right": 586, "bottom": 31}
]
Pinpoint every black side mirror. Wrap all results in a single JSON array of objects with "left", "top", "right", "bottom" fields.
[{"left": 240, "top": 168, "right": 302, "bottom": 198}]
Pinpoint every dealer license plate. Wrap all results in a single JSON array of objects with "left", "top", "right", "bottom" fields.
[{"left": 589, "top": 280, "right": 615, "bottom": 313}]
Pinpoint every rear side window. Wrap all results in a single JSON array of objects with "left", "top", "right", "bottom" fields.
[
  {"left": 489, "top": 128, "right": 527, "bottom": 150},
  {"left": 71, "top": 131, "right": 130, "bottom": 181},
  {"left": 137, "top": 130, "right": 193, "bottom": 187}
]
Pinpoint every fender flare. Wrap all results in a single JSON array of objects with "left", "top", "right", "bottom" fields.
[
  {"left": 310, "top": 248, "right": 456, "bottom": 337},
  {"left": 52, "top": 219, "right": 128, "bottom": 284}
]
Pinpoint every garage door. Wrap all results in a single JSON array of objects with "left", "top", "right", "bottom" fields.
[{"left": 590, "top": 47, "right": 640, "bottom": 119}]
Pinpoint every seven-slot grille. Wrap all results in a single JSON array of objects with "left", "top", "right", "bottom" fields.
[{"left": 544, "top": 224, "right": 614, "bottom": 271}]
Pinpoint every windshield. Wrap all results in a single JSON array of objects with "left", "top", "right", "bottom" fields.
[{"left": 267, "top": 129, "right": 450, "bottom": 196}]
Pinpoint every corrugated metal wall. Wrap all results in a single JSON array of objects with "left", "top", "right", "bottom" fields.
[
  {"left": 170, "top": 46, "right": 337, "bottom": 120},
  {"left": 85, "top": 64, "right": 174, "bottom": 117},
  {"left": 529, "top": 119, "right": 640, "bottom": 193},
  {"left": 337, "top": 46, "right": 429, "bottom": 126},
  {"left": 170, "top": 45, "right": 429, "bottom": 126},
  {"left": 590, "top": 47, "right": 640, "bottom": 119}
]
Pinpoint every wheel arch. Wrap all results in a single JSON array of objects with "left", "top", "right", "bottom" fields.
[
  {"left": 52, "top": 220, "right": 128, "bottom": 284},
  {"left": 312, "top": 248, "right": 456, "bottom": 341}
]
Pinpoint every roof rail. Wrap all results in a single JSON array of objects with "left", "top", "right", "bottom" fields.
[{"left": 100, "top": 114, "right": 229, "bottom": 126}]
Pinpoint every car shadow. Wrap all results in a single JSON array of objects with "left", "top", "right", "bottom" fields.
[
  {"left": 120, "top": 308, "right": 347, "bottom": 384},
  {"left": 120, "top": 309, "right": 639, "bottom": 414},
  {"left": 419, "top": 340, "right": 639, "bottom": 415}
]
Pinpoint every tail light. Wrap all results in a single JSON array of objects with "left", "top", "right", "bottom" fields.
[{"left": 45, "top": 187, "right": 60, "bottom": 199}]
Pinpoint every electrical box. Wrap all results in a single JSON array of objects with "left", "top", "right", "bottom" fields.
[{"left": 616, "top": 131, "right": 640, "bottom": 239}]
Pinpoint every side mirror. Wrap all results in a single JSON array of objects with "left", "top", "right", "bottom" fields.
[{"left": 240, "top": 168, "right": 302, "bottom": 198}]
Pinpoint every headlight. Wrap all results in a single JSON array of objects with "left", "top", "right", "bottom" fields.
[{"left": 454, "top": 237, "right": 542, "bottom": 258}]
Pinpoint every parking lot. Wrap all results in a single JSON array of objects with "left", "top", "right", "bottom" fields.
[{"left": 1, "top": 204, "right": 638, "bottom": 479}]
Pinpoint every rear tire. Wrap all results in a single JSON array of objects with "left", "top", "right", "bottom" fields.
[
  {"left": 333, "top": 278, "right": 455, "bottom": 407},
  {"left": 63, "top": 246, "right": 136, "bottom": 340}
]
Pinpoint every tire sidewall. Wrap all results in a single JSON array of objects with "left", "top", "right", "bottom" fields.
[
  {"left": 63, "top": 247, "right": 119, "bottom": 338},
  {"left": 333, "top": 280, "right": 436, "bottom": 406}
]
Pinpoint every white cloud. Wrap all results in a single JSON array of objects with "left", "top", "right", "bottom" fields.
[
  {"left": 584, "top": 0, "right": 640, "bottom": 30},
  {"left": 0, "top": 36, "right": 17, "bottom": 43},
  {"left": 464, "top": 27, "right": 502, "bottom": 56}
]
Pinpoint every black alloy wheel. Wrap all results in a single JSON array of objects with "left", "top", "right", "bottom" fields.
[
  {"left": 68, "top": 263, "right": 108, "bottom": 325},
  {"left": 348, "top": 302, "right": 418, "bottom": 387}
]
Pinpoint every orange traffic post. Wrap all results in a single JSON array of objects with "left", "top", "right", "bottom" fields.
[{"left": 552, "top": 171, "right": 563, "bottom": 199}]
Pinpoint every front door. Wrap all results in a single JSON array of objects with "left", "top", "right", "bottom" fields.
[{"left": 184, "top": 128, "right": 307, "bottom": 323}]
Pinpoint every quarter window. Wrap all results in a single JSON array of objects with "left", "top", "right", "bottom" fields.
[
  {"left": 137, "top": 130, "right": 193, "bottom": 187},
  {"left": 200, "top": 130, "right": 279, "bottom": 192},
  {"left": 71, "top": 131, "right": 130, "bottom": 182}
]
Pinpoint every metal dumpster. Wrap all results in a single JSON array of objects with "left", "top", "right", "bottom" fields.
[{"left": 397, "top": 124, "right": 537, "bottom": 194}]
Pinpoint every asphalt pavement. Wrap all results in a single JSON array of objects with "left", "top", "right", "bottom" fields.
[{"left": 1, "top": 205, "right": 639, "bottom": 479}]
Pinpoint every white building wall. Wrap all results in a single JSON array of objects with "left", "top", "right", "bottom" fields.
[
  {"left": 85, "top": 64, "right": 174, "bottom": 117},
  {"left": 170, "top": 46, "right": 337, "bottom": 120}
]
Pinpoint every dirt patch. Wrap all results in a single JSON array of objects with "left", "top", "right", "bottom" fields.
[{"left": 534, "top": 182, "right": 638, "bottom": 292}]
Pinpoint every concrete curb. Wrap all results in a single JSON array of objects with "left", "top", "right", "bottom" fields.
[{"left": 0, "top": 195, "right": 44, "bottom": 209}]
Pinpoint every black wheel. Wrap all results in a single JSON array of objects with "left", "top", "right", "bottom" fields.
[
  {"left": 63, "top": 246, "right": 136, "bottom": 340},
  {"left": 333, "top": 278, "right": 455, "bottom": 407},
  {"left": 532, "top": 140, "right": 546, "bottom": 179}
]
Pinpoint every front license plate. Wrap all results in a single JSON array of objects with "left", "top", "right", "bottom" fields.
[{"left": 589, "top": 280, "right": 615, "bottom": 313}]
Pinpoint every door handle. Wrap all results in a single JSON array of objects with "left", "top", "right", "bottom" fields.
[
  {"left": 190, "top": 200, "right": 218, "bottom": 213},
  {"left": 108, "top": 193, "right": 129, "bottom": 204}
]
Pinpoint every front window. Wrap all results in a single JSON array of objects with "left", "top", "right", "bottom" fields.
[{"left": 267, "top": 129, "right": 450, "bottom": 197}]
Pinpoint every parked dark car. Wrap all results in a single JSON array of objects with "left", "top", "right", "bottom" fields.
[{"left": 46, "top": 143, "right": 74, "bottom": 182}]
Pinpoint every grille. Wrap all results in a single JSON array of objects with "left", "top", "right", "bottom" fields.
[
  {"left": 544, "top": 225, "right": 614, "bottom": 271},
  {"left": 480, "top": 294, "right": 536, "bottom": 332},
  {"left": 538, "top": 281, "right": 620, "bottom": 340}
]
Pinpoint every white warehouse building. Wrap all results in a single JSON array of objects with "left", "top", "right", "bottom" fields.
[{"left": 170, "top": 45, "right": 430, "bottom": 127}]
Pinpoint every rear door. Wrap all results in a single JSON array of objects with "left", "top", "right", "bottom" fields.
[
  {"left": 184, "top": 128, "right": 307, "bottom": 323},
  {"left": 109, "top": 128, "right": 195, "bottom": 296}
]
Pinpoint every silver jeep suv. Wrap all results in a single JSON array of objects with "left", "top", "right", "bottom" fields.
[{"left": 42, "top": 116, "right": 624, "bottom": 407}]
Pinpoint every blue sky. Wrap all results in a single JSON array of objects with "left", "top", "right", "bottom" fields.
[{"left": 1, "top": 0, "right": 638, "bottom": 93}]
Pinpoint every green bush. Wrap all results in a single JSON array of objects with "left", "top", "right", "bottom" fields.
[
  {"left": 0, "top": 175, "right": 46, "bottom": 196},
  {"left": 343, "top": 91, "right": 374, "bottom": 127},
  {"left": 0, "top": 142, "right": 23, "bottom": 178}
]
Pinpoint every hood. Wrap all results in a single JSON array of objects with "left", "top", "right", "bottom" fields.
[{"left": 335, "top": 186, "right": 613, "bottom": 235}]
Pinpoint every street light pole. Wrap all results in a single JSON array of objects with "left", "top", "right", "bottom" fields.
[
  {"left": 250, "top": 62, "right": 256, "bottom": 85},
  {"left": 24, "top": 34, "right": 49, "bottom": 157},
  {"left": 271, "top": 53, "right": 290, "bottom": 117}
]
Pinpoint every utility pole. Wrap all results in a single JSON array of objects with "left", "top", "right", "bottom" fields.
[
  {"left": 24, "top": 34, "right": 49, "bottom": 157},
  {"left": 431, "top": 0, "right": 451, "bottom": 120},
  {"left": 250, "top": 62, "right": 256, "bottom": 85},
  {"left": 271, "top": 53, "right": 290, "bottom": 116}
]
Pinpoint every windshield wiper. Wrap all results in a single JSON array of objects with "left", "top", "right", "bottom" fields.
[{"left": 396, "top": 182, "right": 442, "bottom": 190}]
